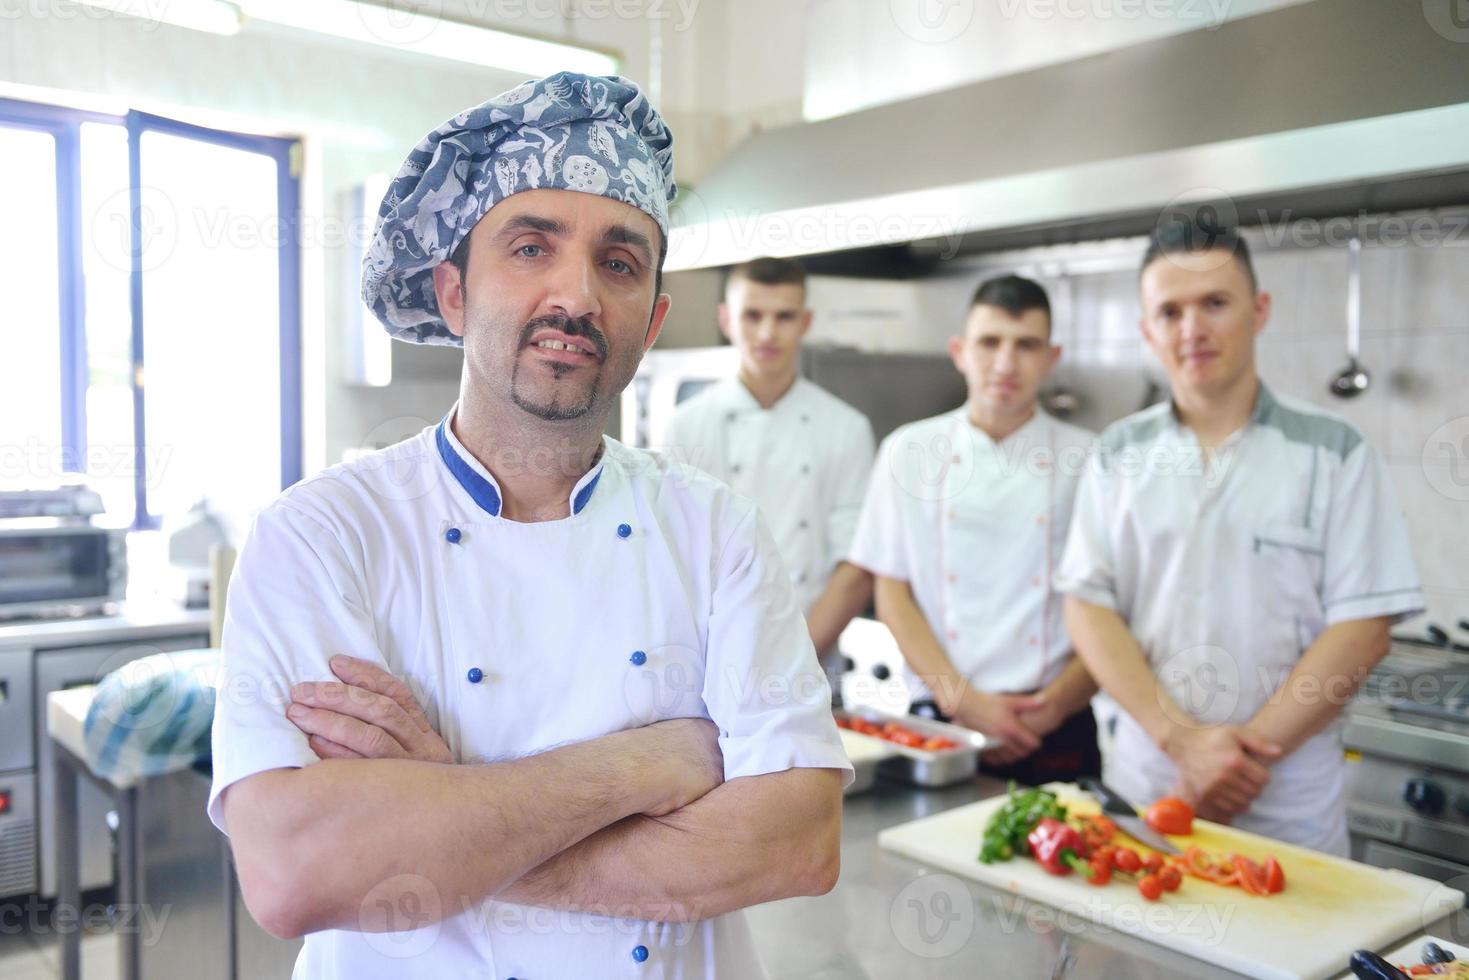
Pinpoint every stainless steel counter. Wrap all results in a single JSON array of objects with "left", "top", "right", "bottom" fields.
[
  {"left": 746, "top": 776, "right": 1462, "bottom": 979},
  {"left": 0, "top": 601, "right": 210, "bottom": 650}
]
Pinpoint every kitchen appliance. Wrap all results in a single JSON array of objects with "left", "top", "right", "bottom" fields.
[
  {"left": 0, "top": 487, "right": 127, "bottom": 621},
  {"left": 0, "top": 646, "right": 37, "bottom": 896},
  {"left": 164, "top": 499, "right": 229, "bottom": 609},
  {"left": 1345, "top": 639, "right": 1469, "bottom": 887},
  {"left": 622, "top": 344, "right": 967, "bottom": 451}
]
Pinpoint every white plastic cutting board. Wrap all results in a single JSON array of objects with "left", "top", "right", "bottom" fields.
[{"left": 879, "top": 785, "right": 1464, "bottom": 980}]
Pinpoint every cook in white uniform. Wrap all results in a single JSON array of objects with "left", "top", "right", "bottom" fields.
[
  {"left": 208, "top": 73, "right": 850, "bottom": 980},
  {"left": 665, "top": 258, "right": 876, "bottom": 661},
  {"left": 849, "top": 275, "right": 1102, "bottom": 785},
  {"left": 1058, "top": 223, "right": 1423, "bottom": 854}
]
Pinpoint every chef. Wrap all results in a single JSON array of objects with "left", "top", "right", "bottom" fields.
[
  {"left": 664, "top": 257, "right": 876, "bottom": 661},
  {"left": 208, "top": 73, "right": 850, "bottom": 980},
  {"left": 1058, "top": 222, "right": 1423, "bottom": 854},
  {"left": 848, "top": 275, "right": 1102, "bottom": 785}
]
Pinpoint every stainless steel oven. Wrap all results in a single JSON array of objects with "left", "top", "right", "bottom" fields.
[
  {"left": 1346, "top": 642, "right": 1469, "bottom": 892},
  {"left": 0, "top": 523, "right": 127, "bottom": 620},
  {"left": 0, "top": 646, "right": 37, "bottom": 896}
]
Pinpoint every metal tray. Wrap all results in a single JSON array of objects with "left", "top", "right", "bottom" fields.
[
  {"left": 839, "top": 729, "right": 896, "bottom": 796},
  {"left": 835, "top": 707, "right": 987, "bottom": 788}
]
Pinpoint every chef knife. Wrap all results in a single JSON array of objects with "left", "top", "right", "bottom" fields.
[{"left": 1078, "top": 777, "right": 1181, "bottom": 855}]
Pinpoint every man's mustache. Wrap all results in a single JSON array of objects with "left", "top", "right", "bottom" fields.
[{"left": 519, "top": 314, "right": 609, "bottom": 362}]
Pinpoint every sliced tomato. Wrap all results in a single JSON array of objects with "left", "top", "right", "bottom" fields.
[
  {"left": 1184, "top": 845, "right": 1218, "bottom": 878},
  {"left": 1184, "top": 845, "right": 1238, "bottom": 886},
  {"left": 1264, "top": 856, "right": 1286, "bottom": 895},
  {"left": 1231, "top": 855, "right": 1271, "bottom": 897}
]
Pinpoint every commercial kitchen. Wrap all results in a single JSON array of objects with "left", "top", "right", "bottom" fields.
[{"left": 2, "top": 2, "right": 1469, "bottom": 978}]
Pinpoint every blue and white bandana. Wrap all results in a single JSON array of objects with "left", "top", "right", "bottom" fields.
[{"left": 362, "top": 72, "right": 677, "bottom": 346}]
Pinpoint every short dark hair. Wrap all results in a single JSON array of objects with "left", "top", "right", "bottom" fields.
[
  {"left": 447, "top": 223, "right": 669, "bottom": 297},
  {"left": 969, "top": 274, "right": 1051, "bottom": 327},
  {"left": 1141, "top": 219, "right": 1257, "bottom": 292},
  {"left": 725, "top": 256, "right": 807, "bottom": 296}
]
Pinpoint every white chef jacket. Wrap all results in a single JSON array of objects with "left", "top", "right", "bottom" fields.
[
  {"left": 207, "top": 407, "right": 853, "bottom": 980},
  {"left": 847, "top": 407, "right": 1095, "bottom": 702},
  {"left": 1056, "top": 384, "right": 1424, "bottom": 855},
  {"left": 664, "top": 378, "right": 876, "bottom": 612}
]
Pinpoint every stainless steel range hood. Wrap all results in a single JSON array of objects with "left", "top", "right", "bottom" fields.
[{"left": 667, "top": 0, "right": 1469, "bottom": 272}]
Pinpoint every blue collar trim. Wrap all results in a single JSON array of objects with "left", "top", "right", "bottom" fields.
[
  {"left": 435, "top": 417, "right": 605, "bottom": 518},
  {"left": 436, "top": 419, "right": 502, "bottom": 517}
]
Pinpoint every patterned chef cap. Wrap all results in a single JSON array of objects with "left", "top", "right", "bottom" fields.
[{"left": 362, "top": 72, "right": 676, "bottom": 346}]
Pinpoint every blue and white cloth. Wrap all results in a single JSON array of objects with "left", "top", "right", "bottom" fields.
[
  {"left": 362, "top": 71, "right": 677, "bottom": 346},
  {"left": 82, "top": 649, "right": 221, "bottom": 787}
]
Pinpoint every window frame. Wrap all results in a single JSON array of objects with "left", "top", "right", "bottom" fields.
[{"left": 0, "top": 98, "right": 303, "bottom": 529}]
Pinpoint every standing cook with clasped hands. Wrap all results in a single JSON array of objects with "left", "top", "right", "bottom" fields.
[
  {"left": 209, "top": 73, "right": 850, "bottom": 980},
  {"left": 848, "top": 275, "right": 1102, "bottom": 786},
  {"left": 1057, "top": 222, "right": 1423, "bottom": 853},
  {"left": 665, "top": 257, "right": 877, "bottom": 666}
]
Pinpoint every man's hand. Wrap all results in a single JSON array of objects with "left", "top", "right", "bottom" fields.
[
  {"left": 980, "top": 698, "right": 1066, "bottom": 767},
  {"left": 1162, "top": 725, "right": 1283, "bottom": 820},
  {"left": 288, "top": 654, "right": 453, "bottom": 764},
  {"left": 633, "top": 718, "right": 726, "bottom": 817},
  {"left": 949, "top": 687, "right": 1047, "bottom": 753}
]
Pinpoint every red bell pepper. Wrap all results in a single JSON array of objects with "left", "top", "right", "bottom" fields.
[{"left": 1027, "top": 817, "right": 1092, "bottom": 877}]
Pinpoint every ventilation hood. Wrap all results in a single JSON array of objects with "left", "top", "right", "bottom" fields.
[{"left": 667, "top": 0, "right": 1469, "bottom": 272}]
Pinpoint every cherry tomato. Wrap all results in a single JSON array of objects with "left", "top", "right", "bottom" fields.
[
  {"left": 1087, "top": 860, "right": 1112, "bottom": 886},
  {"left": 1138, "top": 874, "right": 1163, "bottom": 902},
  {"left": 1158, "top": 865, "right": 1183, "bottom": 892},
  {"left": 1140, "top": 853, "right": 1165, "bottom": 875},
  {"left": 1113, "top": 848, "right": 1141, "bottom": 874},
  {"left": 1144, "top": 797, "right": 1195, "bottom": 836}
]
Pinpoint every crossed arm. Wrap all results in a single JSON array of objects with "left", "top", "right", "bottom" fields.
[{"left": 223, "top": 657, "right": 842, "bottom": 938}]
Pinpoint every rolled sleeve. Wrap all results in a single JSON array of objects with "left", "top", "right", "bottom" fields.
[
  {"left": 703, "top": 508, "right": 854, "bottom": 787},
  {"left": 206, "top": 503, "right": 389, "bottom": 833},
  {"left": 1322, "top": 444, "right": 1425, "bottom": 626},
  {"left": 1055, "top": 464, "right": 1119, "bottom": 612}
]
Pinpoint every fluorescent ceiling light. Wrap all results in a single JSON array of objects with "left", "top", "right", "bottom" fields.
[
  {"left": 76, "top": 0, "right": 243, "bottom": 36},
  {"left": 239, "top": 0, "right": 619, "bottom": 76}
]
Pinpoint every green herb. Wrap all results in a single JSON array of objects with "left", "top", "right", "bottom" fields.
[{"left": 978, "top": 783, "right": 1070, "bottom": 864}]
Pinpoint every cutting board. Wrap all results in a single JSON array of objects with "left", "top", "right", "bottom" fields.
[{"left": 878, "top": 784, "right": 1464, "bottom": 980}]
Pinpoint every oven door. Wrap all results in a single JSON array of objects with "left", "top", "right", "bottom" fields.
[
  {"left": 1358, "top": 838, "right": 1469, "bottom": 894},
  {"left": 0, "top": 526, "right": 126, "bottom": 616}
]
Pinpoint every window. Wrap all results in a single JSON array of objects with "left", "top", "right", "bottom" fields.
[
  {"left": 0, "top": 99, "right": 301, "bottom": 529},
  {"left": 0, "top": 127, "right": 64, "bottom": 466}
]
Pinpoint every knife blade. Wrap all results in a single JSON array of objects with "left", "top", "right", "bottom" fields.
[{"left": 1078, "top": 777, "right": 1181, "bottom": 855}]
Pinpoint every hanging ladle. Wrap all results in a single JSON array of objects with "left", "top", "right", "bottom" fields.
[{"left": 1329, "top": 235, "right": 1371, "bottom": 398}]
